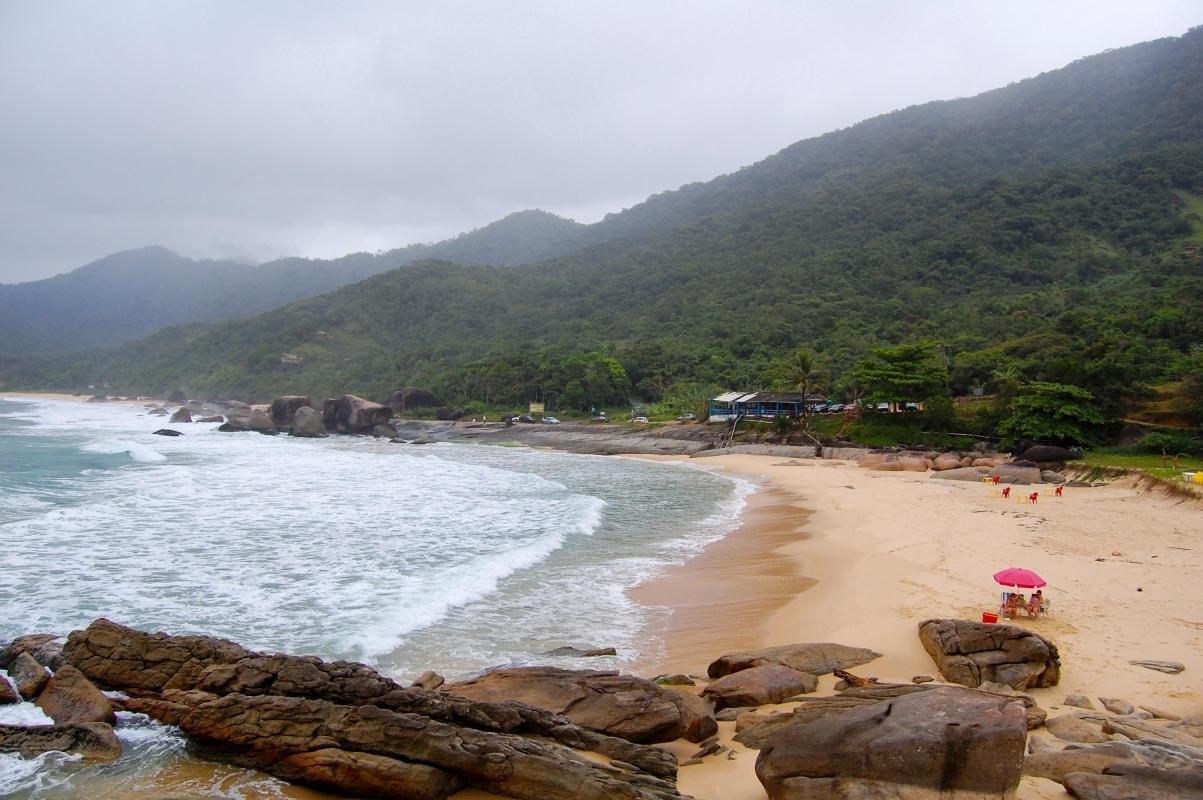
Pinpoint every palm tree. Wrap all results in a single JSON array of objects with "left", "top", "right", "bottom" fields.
[{"left": 786, "top": 349, "right": 823, "bottom": 427}]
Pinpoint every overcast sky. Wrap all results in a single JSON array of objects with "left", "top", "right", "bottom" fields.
[{"left": 1, "top": 1, "right": 1199, "bottom": 282}]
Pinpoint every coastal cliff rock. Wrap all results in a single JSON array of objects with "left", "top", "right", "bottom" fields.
[
  {"left": 919, "top": 619, "right": 1060, "bottom": 690},
  {"left": 707, "top": 642, "right": 881, "bottom": 679},
  {"left": 0, "top": 722, "right": 122, "bottom": 762},
  {"left": 289, "top": 406, "right": 327, "bottom": 438},
  {"left": 10, "top": 651, "right": 50, "bottom": 700},
  {"left": 700, "top": 665, "right": 817, "bottom": 710},
  {"left": 62, "top": 619, "right": 685, "bottom": 798},
  {"left": 34, "top": 665, "right": 116, "bottom": 725},
  {"left": 0, "top": 634, "right": 66, "bottom": 670},
  {"left": 323, "top": 394, "right": 393, "bottom": 434},
  {"left": 755, "top": 686, "right": 1027, "bottom": 799},
  {"left": 270, "top": 395, "right": 313, "bottom": 428},
  {"left": 443, "top": 666, "right": 716, "bottom": 743}
]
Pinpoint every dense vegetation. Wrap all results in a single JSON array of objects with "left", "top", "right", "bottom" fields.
[{"left": 5, "top": 28, "right": 1203, "bottom": 447}]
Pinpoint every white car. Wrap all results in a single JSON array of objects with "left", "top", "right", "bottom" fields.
[
  {"left": 541, "top": 416, "right": 561, "bottom": 424},
  {"left": 632, "top": 416, "right": 650, "bottom": 423}
]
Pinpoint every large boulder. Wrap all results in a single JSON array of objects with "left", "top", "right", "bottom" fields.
[
  {"left": 0, "top": 675, "right": 16, "bottom": 705},
  {"left": 270, "top": 395, "right": 313, "bottom": 428},
  {"left": 219, "top": 410, "right": 276, "bottom": 434},
  {"left": 1023, "top": 739, "right": 1203, "bottom": 783},
  {"left": 755, "top": 685, "right": 1027, "bottom": 799},
  {"left": 289, "top": 406, "right": 328, "bottom": 438},
  {"left": 0, "top": 722, "right": 122, "bottom": 762},
  {"left": 64, "top": 619, "right": 681, "bottom": 791},
  {"left": 443, "top": 666, "right": 716, "bottom": 744},
  {"left": 700, "top": 665, "right": 817, "bottom": 710},
  {"left": 931, "top": 466, "right": 991, "bottom": 481},
  {"left": 323, "top": 395, "right": 393, "bottom": 434},
  {"left": 1019, "top": 445, "right": 1082, "bottom": 463},
  {"left": 932, "top": 454, "right": 964, "bottom": 471},
  {"left": 0, "top": 634, "right": 65, "bottom": 670},
  {"left": 10, "top": 651, "right": 51, "bottom": 700},
  {"left": 989, "top": 463, "right": 1044, "bottom": 485},
  {"left": 857, "top": 453, "right": 930, "bottom": 472},
  {"left": 707, "top": 642, "right": 881, "bottom": 679},
  {"left": 35, "top": 665, "right": 116, "bottom": 724},
  {"left": 388, "top": 387, "right": 443, "bottom": 413},
  {"left": 1045, "top": 713, "right": 1110, "bottom": 743},
  {"left": 169, "top": 407, "right": 193, "bottom": 423},
  {"left": 919, "top": 619, "right": 1060, "bottom": 690}
]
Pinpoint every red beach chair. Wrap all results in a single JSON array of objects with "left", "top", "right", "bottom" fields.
[
  {"left": 1028, "top": 492, "right": 1038, "bottom": 503},
  {"left": 1001, "top": 487, "right": 1011, "bottom": 499},
  {"left": 1054, "top": 485, "right": 1063, "bottom": 497}
]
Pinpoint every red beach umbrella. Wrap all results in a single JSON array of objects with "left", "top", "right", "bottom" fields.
[{"left": 993, "top": 567, "right": 1046, "bottom": 589}]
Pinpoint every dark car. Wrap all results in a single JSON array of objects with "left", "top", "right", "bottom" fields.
[{"left": 517, "top": 414, "right": 536, "bottom": 423}]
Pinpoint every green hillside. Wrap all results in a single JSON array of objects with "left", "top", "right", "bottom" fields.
[{"left": 8, "top": 28, "right": 1203, "bottom": 435}]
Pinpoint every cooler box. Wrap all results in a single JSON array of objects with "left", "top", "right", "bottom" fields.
[{"left": 981, "top": 611, "right": 999, "bottom": 624}]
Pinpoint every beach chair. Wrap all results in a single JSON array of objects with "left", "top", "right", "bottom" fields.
[
  {"left": 1055, "top": 485, "right": 1063, "bottom": 497},
  {"left": 1002, "top": 487, "right": 1011, "bottom": 499},
  {"left": 1028, "top": 492, "right": 1038, "bottom": 503}
]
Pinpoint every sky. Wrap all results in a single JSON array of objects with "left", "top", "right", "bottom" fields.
[{"left": 1, "top": 1, "right": 1199, "bottom": 283}]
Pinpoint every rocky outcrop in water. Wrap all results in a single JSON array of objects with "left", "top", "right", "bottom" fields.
[
  {"left": 168, "top": 407, "right": 192, "bottom": 423},
  {"left": 270, "top": 395, "right": 313, "bottom": 428},
  {"left": 0, "top": 722, "right": 122, "bottom": 762},
  {"left": 35, "top": 665, "right": 116, "bottom": 725},
  {"left": 444, "top": 666, "right": 716, "bottom": 744},
  {"left": 62, "top": 619, "right": 688, "bottom": 800},
  {"left": 919, "top": 619, "right": 1060, "bottom": 690},
  {"left": 289, "top": 406, "right": 327, "bottom": 438},
  {"left": 9, "top": 652, "right": 50, "bottom": 700},
  {"left": 755, "top": 685, "right": 1027, "bottom": 799},
  {"left": 0, "top": 634, "right": 65, "bottom": 671}
]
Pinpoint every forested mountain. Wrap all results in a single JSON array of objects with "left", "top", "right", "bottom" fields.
[
  {"left": 7, "top": 28, "right": 1203, "bottom": 429},
  {"left": 0, "top": 210, "right": 585, "bottom": 354}
]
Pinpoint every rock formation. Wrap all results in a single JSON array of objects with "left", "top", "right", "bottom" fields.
[
  {"left": 168, "top": 407, "right": 192, "bottom": 423},
  {"left": 755, "top": 685, "right": 1027, "bottom": 799},
  {"left": 700, "top": 665, "right": 817, "bottom": 710},
  {"left": 270, "top": 395, "right": 313, "bottom": 428},
  {"left": 918, "top": 619, "right": 1060, "bottom": 690},
  {"left": 707, "top": 642, "right": 880, "bottom": 678},
  {"left": 289, "top": 405, "right": 327, "bottom": 438},
  {"left": 0, "top": 722, "right": 122, "bottom": 762},
  {"left": 322, "top": 394, "right": 393, "bottom": 434},
  {"left": 9, "top": 651, "right": 50, "bottom": 700},
  {"left": 443, "top": 666, "right": 716, "bottom": 743},
  {"left": 62, "top": 619, "right": 688, "bottom": 800},
  {"left": 0, "top": 633, "right": 66, "bottom": 670},
  {"left": 34, "top": 665, "right": 116, "bottom": 725}
]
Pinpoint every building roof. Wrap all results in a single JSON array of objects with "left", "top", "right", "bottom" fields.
[{"left": 712, "top": 391, "right": 825, "bottom": 404}]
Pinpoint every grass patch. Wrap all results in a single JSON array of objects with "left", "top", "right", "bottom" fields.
[
  {"left": 1173, "top": 189, "right": 1203, "bottom": 244},
  {"left": 1071, "top": 449, "right": 1203, "bottom": 481}
]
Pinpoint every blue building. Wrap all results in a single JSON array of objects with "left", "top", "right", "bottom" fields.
[{"left": 708, "top": 391, "right": 825, "bottom": 422}]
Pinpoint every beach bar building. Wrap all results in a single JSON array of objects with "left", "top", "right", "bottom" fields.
[{"left": 708, "top": 391, "right": 822, "bottom": 422}]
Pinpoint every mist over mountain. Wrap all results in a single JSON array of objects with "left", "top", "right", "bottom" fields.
[
  {"left": 0, "top": 209, "right": 585, "bottom": 354},
  {"left": 5, "top": 28, "right": 1203, "bottom": 423}
]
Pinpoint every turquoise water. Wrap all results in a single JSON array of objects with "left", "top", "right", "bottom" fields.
[{"left": 0, "top": 396, "right": 749, "bottom": 797}]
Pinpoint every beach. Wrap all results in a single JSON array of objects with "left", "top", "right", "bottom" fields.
[{"left": 629, "top": 454, "right": 1203, "bottom": 800}]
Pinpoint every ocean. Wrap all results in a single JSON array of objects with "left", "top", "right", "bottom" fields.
[{"left": 0, "top": 396, "right": 750, "bottom": 798}]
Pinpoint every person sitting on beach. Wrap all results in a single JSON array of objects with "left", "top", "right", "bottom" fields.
[
  {"left": 1004, "top": 593, "right": 1022, "bottom": 618},
  {"left": 1027, "top": 590, "right": 1044, "bottom": 617}
]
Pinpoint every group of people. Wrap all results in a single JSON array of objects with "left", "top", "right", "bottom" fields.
[{"left": 1001, "top": 589, "right": 1046, "bottom": 618}]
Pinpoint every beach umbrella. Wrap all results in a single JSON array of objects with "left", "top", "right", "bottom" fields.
[{"left": 993, "top": 567, "right": 1046, "bottom": 589}]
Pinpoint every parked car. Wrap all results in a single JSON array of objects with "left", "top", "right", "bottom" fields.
[
  {"left": 904, "top": 402, "right": 919, "bottom": 411},
  {"left": 813, "top": 404, "right": 829, "bottom": 413},
  {"left": 632, "top": 416, "right": 649, "bottom": 423},
  {"left": 828, "top": 404, "right": 844, "bottom": 413},
  {"left": 517, "top": 414, "right": 536, "bottom": 423},
  {"left": 876, "top": 402, "right": 890, "bottom": 411},
  {"left": 541, "top": 416, "right": 561, "bottom": 424},
  {"left": 678, "top": 412, "right": 697, "bottom": 420},
  {"left": 590, "top": 414, "right": 609, "bottom": 423}
]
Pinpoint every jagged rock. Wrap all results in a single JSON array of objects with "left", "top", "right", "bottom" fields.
[
  {"left": 989, "top": 463, "right": 1043, "bottom": 485},
  {"left": 270, "top": 395, "right": 313, "bottom": 428},
  {"left": 1025, "top": 739, "right": 1203, "bottom": 784},
  {"left": 322, "top": 395, "right": 393, "bottom": 434},
  {"left": 147, "top": 407, "right": 169, "bottom": 416},
  {"left": 125, "top": 689, "right": 688, "bottom": 800},
  {"left": 700, "top": 665, "right": 817, "bottom": 710},
  {"left": 707, "top": 642, "right": 880, "bottom": 679},
  {"left": 1100, "top": 697, "right": 1136, "bottom": 716},
  {"left": 152, "top": 428, "right": 184, "bottom": 436},
  {"left": 169, "top": 407, "right": 192, "bottom": 423},
  {"left": 1020, "top": 445, "right": 1082, "bottom": 463},
  {"left": 931, "top": 465, "right": 992, "bottom": 481},
  {"left": 543, "top": 646, "right": 618, "bottom": 657},
  {"left": 0, "top": 634, "right": 66, "bottom": 670},
  {"left": 444, "top": 666, "right": 716, "bottom": 744},
  {"left": 1046, "top": 714, "right": 1109, "bottom": 743},
  {"left": 10, "top": 651, "right": 51, "bottom": 700},
  {"left": 1063, "top": 764, "right": 1203, "bottom": 799},
  {"left": 63, "top": 620, "right": 679, "bottom": 783},
  {"left": 755, "top": 685, "right": 1026, "bottom": 799},
  {"left": 918, "top": 619, "right": 1060, "bottom": 690},
  {"left": 289, "top": 406, "right": 327, "bottom": 438},
  {"left": 35, "top": 665, "right": 116, "bottom": 724},
  {"left": 0, "top": 675, "right": 17, "bottom": 705},
  {"left": 1066, "top": 693, "right": 1097, "bottom": 709},
  {"left": 0, "top": 722, "right": 121, "bottom": 761},
  {"left": 411, "top": 671, "right": 445, "bottom": 691},
  {"left": 1130, "top": 660, "right": 1185, "bottom": 674}
]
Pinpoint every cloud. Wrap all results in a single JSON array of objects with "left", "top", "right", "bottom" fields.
[{"left": 0, "top": 0, "right": 1198, "bottom": 281}]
